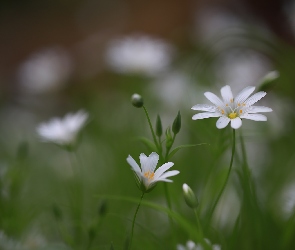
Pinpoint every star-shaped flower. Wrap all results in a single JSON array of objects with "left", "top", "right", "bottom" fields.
[
  {"left": 36, "top": 110, "right": 88, "bottom": 148},
  {"left": 192, "top": 85, "right": 272, "bottom": 129},
  {"left": 126, "top": 152, "right": 179, "bottom": 192}
]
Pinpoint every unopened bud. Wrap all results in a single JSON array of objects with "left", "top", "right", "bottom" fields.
[
  {"left": 258, "top": 71, "right": 279, "bottom": 92},
  {"left": 165, "top": 127, "right": 173, "bottom": 149},
  {"left": 183, "top": 183, "right": 199, "bottom": 209},
  {"left": 131, "top": 93, "right": 144, "bottom": 108},
  {"left": 172, "top": 111, "right": 181, "bottom": 135},
  {"left": 156, "top": 115, "right": 163, "bottom": 137}
]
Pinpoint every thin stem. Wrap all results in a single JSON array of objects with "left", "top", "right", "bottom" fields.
[
  {"left": 208, "top": 129, "right": 236, "bottom": 223},
  {"left": 164, "top": 183, "right": 172, "bottom": 210},
  {"left": 143, "top": 106, "right": 160, "bottom": 150},
  {"left": 129, "top": 192, "right": 145, "bottom": 250},
  {"left": 194, "top": 209, "right": 204, "bottom": 239}
]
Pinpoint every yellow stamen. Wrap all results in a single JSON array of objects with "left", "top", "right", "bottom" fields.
[
  {"left": 221, "top": 109, "right": 225, "bottom": 114},
  {"left": 228, "top": 112, "right": 237, "bottom": 119},
  {"left": 238, "top": 103, "right": 241, "bottom": 107},
  {"left": 230, "top": 98, "right": 234, "bottom": 103},
  {"left": 226, "top": 104, "right": 229, "bottom": 106},
  {"left": 239, "top": 110, "right": 243, "bottom": 114},
  {"left": 144, "top": 171, "right": 154, "bottom": 181}
]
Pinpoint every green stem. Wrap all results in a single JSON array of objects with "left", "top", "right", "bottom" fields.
[
  {"left": 208, "top": 129, "right": 236, "bottom": 223},
  {"left": 143, "top": 106, "right": 160, "bottom": 151},
  {"left": 194, "top": 209, "right": 204, "bottom": 239},
  {"left": 129, "top": 192, "right": 145, "bottom": 250}
]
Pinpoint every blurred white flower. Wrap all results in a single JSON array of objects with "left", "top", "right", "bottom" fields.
[
  {"left": 105, "top": 35, "right": 174, "bottom": 76},
  {"left": 192, "top": 85, "right": 272, "bottom": 129},
  {"left": 126, "top": 152, "right": 179, "bottom": 192},
  {"left": 0, "top": 231, "right": 23, "bottom": 250},
  {"left": 18, "top": 47, "right": 72, "bottom": 94},
  {"left": 36, "top": 110, "right": 88, "bottom": 148},
  {"left": 177, "top": 239, "right": 221, "bottom": 250}
]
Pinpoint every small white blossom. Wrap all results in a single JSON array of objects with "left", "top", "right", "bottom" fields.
[
  {"left": 126, "top": 152, "right": 179, "bottom": 192},
  {"left": 105, "top": 35, "right": 174, "bottom": 76},
  {"left": 18, "top": 47, "right": 72, "bottom": 94},
  {"left": 192, "top": 85, "right": 272, "bottom": 129},
  {"left": 177, "top": 239, "right": 221, "bottom": 250},
  {"left": 36, "top": 110, "right": 88, "bottom": 147}
]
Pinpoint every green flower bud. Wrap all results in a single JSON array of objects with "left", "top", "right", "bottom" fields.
[
  {"left": 172, "top": 111, "right": 181, "bottom": 135},
  {"left": 258, "top": 71, "right": 279, "bottom": 92},
  {"left": 131, "top": 93, "right": 144, "bottom": 108},
  {"left": 52, "top": 204, "right": 63, "bottom": 220},
  {"left": 182, "top": 183, "right": 199, "bottom": 209},
  {"left": 156, "top": 115, "right": 163, "bottom": 137},
  {"left": 98, "top": 199, "right": 107, "bottom": 217},
  {"left": 165, "top": 127, "right": 173, "bottom": 149}
]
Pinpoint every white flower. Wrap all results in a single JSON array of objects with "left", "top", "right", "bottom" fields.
[
  {"left": 105, "top": 35, "right": 174, "bottom": 76},
  {"left": 36, "top": 110, "right": 88, "bottom": 147},
  {"left": 126, "top": 152, "right": 179, "bottom": 192},
  {"left": 177, "top": 239, "right": 221, "bottom": 250},
  {"left": 192, "top": 85, "right": 272, "bottom": 129},
  {"left": 18, "top": 47, "right": 72, "bottom": 94}
]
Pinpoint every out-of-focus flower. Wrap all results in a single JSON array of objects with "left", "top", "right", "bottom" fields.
[
  {"left": 177, "top": 239, "right": 221, "bottom": 250},
  {"left": 36, "top": 110, "right": 88, "bottom": 148},
  {"left": 126, "top": 152, "right": 179, "bottom": 192},
  {"left": 18, "top": 47, "right": 72, "bottom": 94},
  {"left": 0, "top": 231, "right": 23, "bottom": 250},
  {"left": 105, "top": 35, "right": 174, "bottom": 76},
  {"left": 192, "top": 85, "right": 272, "bottom": 129}
]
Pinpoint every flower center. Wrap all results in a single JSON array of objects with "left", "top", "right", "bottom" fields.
[
  {"left": 228, "top": 112, "right": 237, "bottom": 119},
  {"left": 144, "top": 171, "right": 154, "bottom": 181}
]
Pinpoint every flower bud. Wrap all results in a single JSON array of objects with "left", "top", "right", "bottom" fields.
[
  {"left": 172, "top": 111, "right": 181, "bottom": 135},
  {"left": 165, "top": 127, "right": 173, "bottom": 149},
  {"left": 131, "top": 93, "right": 144, "bottom": 108},
  {"left": 98, "top": 199, "right": 107, "bottom": 217},
  {"left": 156, "top": 114, "right": 163, "bottom": 137},
  {"left": 258, "top": 70, "right": 279, "bottom": 92},
  {"left": 182, "top": 183, "right": 199, "bottom": 209}
]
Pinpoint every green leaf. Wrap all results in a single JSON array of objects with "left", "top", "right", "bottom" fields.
[
  {"left": 168, "top": 143, "right": 209, "bottom": 159},
  {"left": 137, "top": 137, "right": 157, "bottom": 152}
]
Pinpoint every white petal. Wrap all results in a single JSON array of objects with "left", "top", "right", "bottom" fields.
[
  {"left": 154, "top": 162, "right": 174, "bottom": 179},
  {"left": 240, "top": 113, "right": 267, "bottom": 121},
  {"left": 156, "top": 170, "right": 180, "bottom": 180},
  {"left": 230, "top": 117, "right": 242, "bottom": 129},
  {"left": 140, "top": 152, "right": 159, "bottom": 173},
  {"left": 244, "top": 91, "right": 266, "bottom": 106},
  {"left": 216, "top": 116, "right": 230, "bottom": 129},
  {"left": 191, "top": 104, "right": 217, "bottom": 112},
  {"left": 220, "top": 85, "right": 233, "bottom": 103},
  {"left": 204, "top": 92, "right": 225, "bottom": 107},
  {"left": 246, "top": 106, "right": 272, "bottom": 113},
  {"left": 126, "top": 155, "right": 141, "bottom": 174},
  {"left": 235, "top": 86, "right": 255, "bottom": 104},
  {"left": 192, "top": 112, "right": 221, "bottom": 120}
]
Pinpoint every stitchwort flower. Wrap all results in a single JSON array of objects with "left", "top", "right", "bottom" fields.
[
  {"left": 126, "top": 152, "right": 179, "bottom": 192},
  {"left": 37, "top": 110, "right": 88, "bottom": 148},
  {"left": 192, "top": 85, "right": 272, "bottom": 129}
]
